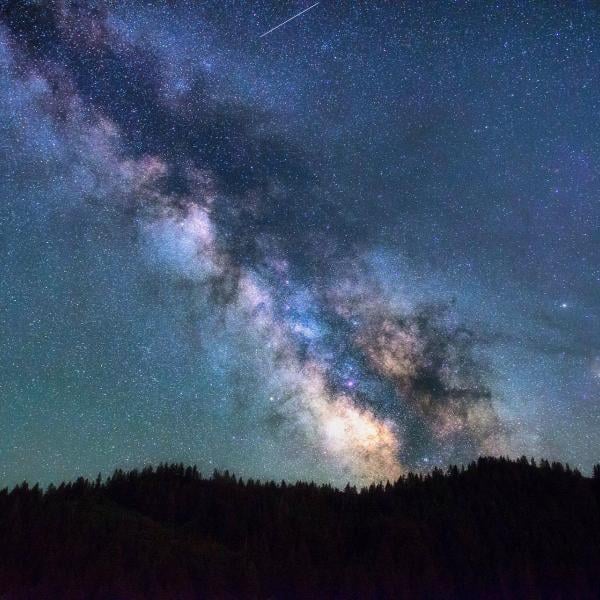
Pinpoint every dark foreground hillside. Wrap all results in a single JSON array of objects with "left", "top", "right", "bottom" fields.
[{"left": 1, "top": 457, "right": 600, "bottom": 599}]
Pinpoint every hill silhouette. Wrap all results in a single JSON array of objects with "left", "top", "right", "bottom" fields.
[{"left": 1, "top": 456, "right": 599, "bottom": 599}]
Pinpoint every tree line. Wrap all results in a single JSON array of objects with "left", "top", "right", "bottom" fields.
[{"left": 1, "top": 455, "right": 599, "bottom": 599}]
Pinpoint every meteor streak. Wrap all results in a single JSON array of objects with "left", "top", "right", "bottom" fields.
[{"left": 259, "top": 2, "right": 320, "bottom": 38}]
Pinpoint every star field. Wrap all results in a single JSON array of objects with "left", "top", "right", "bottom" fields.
[{"left": 0, "top": 1, "right": 598, "bottom": 487}]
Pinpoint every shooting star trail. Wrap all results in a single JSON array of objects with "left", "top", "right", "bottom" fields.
[{"left": 259, "top": 2, "right": 320, "bottom": 38}]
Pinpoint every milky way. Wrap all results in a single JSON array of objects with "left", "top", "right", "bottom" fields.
[{"left": 0, "top": 2, "right": 598, "bottom": 487}]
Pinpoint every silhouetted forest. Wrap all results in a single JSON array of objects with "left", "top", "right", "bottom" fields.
[{"left": 1, "top": 456, "right": 600, "bottom": 599}]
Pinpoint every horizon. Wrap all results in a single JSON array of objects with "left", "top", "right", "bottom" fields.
[{"left": 4, "top": 454, "right": 599, "bottom": 494}]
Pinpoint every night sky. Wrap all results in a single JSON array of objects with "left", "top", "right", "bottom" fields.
[{"left": 1, "top": 1, "right": 598, "bottom": 488}]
